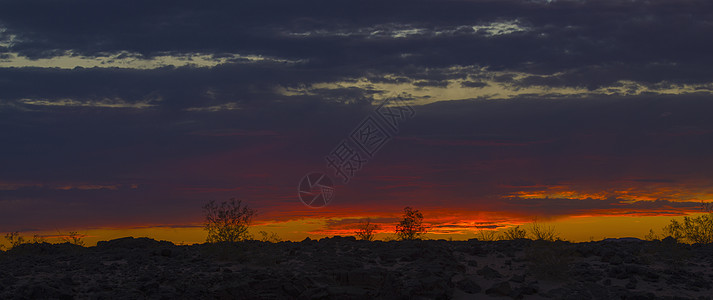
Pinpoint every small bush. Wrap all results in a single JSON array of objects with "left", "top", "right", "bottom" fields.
[
  {"left": 31, "top": 235, "right": 47, "bottom": 244},
  {"left": 203, "top": 198, "right": 256, "bottom": 243},
  {"left": 4, "top": 232, "right": 25, "bottom": 249},
  {"left": 395, "top": 207, "right": 427, "bottom": 240},
  {"left": 529, "top": 221, "right": 559, "bottom": 241},
  {"left": 663, "top": 213, "right": 713, "bottom": 244},
  {"left": 61, "top": 231, "right": 85, "bottom": 246},
  {"left": 257, "top": 231, "right": 282, "bottom": 243},
  {"left": 474, "top": 226, "right": 498, "bottom": 241},
  {"left": 355, "top": 219, "right": 379, "bottom": 241},
  {"left": 644, "top": 229, "right": 659, "bottom": 241},
  {"left": 500, "top": 225, "right": 527, "bottom": 240}
]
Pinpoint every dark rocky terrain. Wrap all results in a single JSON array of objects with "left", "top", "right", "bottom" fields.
[{"left": 1, "top": 236, "right": 713, "bottom": 299}]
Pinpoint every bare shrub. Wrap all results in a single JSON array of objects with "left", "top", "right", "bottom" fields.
[
  {"left": 529, "top": 220, "right": 559, "bottom": 241},
  {"left": 4, "top": 232, "right": 25, "bottom": 249},
  {"left": 203, "top": 198, "right": 256, "bottom": 243},
  {"left": 31, "top": 235, "right": 47, "bottom": 244},
  {"left": 395, "top": 207, "right": 427, "bottom": 240},
  {"left": 474, "top": 225, "right": 498, "bottom": 241},
  {"left": 257, "top": 231, "right": 282, "bottom": 243},
  {"left": 644, "top": 229, "right": 659, "bottom": 241},
  {"left": 355, "top": 218, "right": 380, "bottom": 241},
  {"left": 60, "top": 231, "right": 86, "bottom": 246},
  {"left": 500, "top": 225, "right": 527, "bottom": 240}
]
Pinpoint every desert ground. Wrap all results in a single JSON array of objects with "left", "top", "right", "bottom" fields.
[{"left": 1, "top": 237, "right": 712, "bottom": 299}]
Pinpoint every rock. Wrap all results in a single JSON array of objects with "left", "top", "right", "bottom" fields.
[
  {"left": 626, "top": 278, "right": 637, "bottom": 289},
  {"left": 477, "top": 266, "right": 502, "bottom": 279},
  {"left": 96, "top": 237, "right": 173, "bottom": 249},
  {"left": 509, "top": 274, "right": 525, "bottom": 283},
  {"left": 609, "top": 255, "right": 623, "bottom": 265},
  {"left": 577, "top": 245, "right": 594, "bottom": 257},
  {"left": 602, "top": 237, "right": 643, "bottom": 242},
  {"left": 326, "top": 286, "right": 370, "bottom": 298},
  {"left": 607, "top": 266, "right": 630, "bottom": 279},
  {"left": 416, "top": 274, "right": 453, "bottom": 298},
  {"left": 455, "top": 277, "right": 481, "bottom": 294},
  {"left": 59, "top": 275, "right": 75, "bottom": 286},
  {"left": 299, "top": 287, "right": 328, "bottom": 299},
  {"left": 282, "top": 283, "right": 303, "bottom": 297},
  {"left": 485, "top": 281, "right": 512, "bottom": 297},
  {"left": 160, "top": 248, "right": 173, "bottom": 257},
  {"left": 662, "top": 236, "right": 677, "bottom": 244},
  {"left": 641, "top": 270, "right": 660, "bottom": 282},
  {"left": 518, "top": 284, "right": 538, "bottom": 295},
  {"left": 347, "top": 269, "right": 385, "bottom": 287}
]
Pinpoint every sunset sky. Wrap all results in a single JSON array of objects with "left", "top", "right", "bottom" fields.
[{"left": 2, "top": 0, "right": 713, "bottom": 246}]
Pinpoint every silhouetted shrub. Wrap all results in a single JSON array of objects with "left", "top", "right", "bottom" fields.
[
  {"left": 203, "top": 198, "right": 256, "bottom": 243},
  {"left": 500, "top": 226, "right": 527, "bottom": 240},
  {"left": 660, "top": 202, "right": 713, "bottom": 244},
  {"left": 61, "top": 231, "right": 85, "bottom": 246},
  {"left": 474, "top": 225, "right": 498, "bottom": 241},
  {"left": 257, "top": 231, "right": 282, "bottom": 243},
  {"left": 644, "top": 229, "right": 660, "bottom": 241},
  {"left": 31, "top": 234, "right": 46, "bottom": 244},
  {"left": 4, "top": 232, "right": 25, "bottom": 249},
  {"left": 395, "top": 207, "right": 427, "bottom": 240},
  {"left": 355, "top": 218, "right": 379, "bottom": 241},
  {"left": 529, "top": 220, "right": 559, "bottom": 241},
  {"left": 663, "top": 213, "right": 713, "bottom": 244},
  {"left": 7, "top": 242, "right": 85, "bottom": 256}
]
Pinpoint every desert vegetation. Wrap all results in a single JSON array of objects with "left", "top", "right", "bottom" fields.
[
  {"left": 395, "top": 206, "right": 427, "bottom": 240},
  {"left": 475, "top": 225, "right": 498, "bottom": 241},
  {"left": 528, "top": 219, "right": 559, "bottom": 241},
  {"left": 203, "top": 198, "right": 256, "bottom": 243},
  {"left": 355, "top": 218, "right": 379, "bottom": 241},
  {"left": 0, "top": 231, "right": 86, "bottom": 251},
  {"left": 4, "top": 204, "right": 713, "bottom": 299},
  {"left": 4, "top": 231, "right": 25, "bottom": 249},
  {"left": 257, "top": 231, "right": 282, "bottom": 243},
  {"left": 645, "top": 201, "right": 713, "bottom": 244},
  {"left": 500, "top": 225, "right": 528, "bottom": 240}
]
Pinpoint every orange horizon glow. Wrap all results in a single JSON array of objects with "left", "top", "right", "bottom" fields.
[{"left": 4, "top": 210, "right": 709, "bottom": 248}]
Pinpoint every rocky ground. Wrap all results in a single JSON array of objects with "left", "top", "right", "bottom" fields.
[{"left": 1, "top": 236, "right": 712, "bottom": 299}]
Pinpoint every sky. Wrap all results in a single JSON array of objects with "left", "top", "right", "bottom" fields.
[{"left": 2, "top": 0, "right": 713, "bottom": 245}]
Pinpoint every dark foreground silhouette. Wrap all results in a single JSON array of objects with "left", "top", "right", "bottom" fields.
[{"left": 1, "top": 237, "right": 712, "bottom": 299}]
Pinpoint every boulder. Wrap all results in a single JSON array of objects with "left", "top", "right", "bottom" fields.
[
  {"left": 455, "top": 277, "right": 481, "bottom": 294},
  {"left": 477, "top": 266, "right": 502, "bottom": 279},
  {"left": 485, "top": 281, "right": 512, "bottom": 297}
]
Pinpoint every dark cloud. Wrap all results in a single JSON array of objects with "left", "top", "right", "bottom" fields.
[
  {"left": 500, "top": 197, "right": 699, "bottom": 218},
  {"left": 460, "top": 81, "right": 488, "bottom": 88},
  {"left": 0, "top": 0, "right": 711, "bottom": 88}
]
